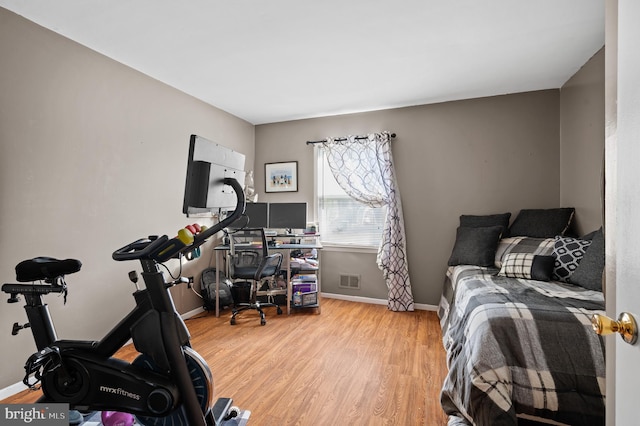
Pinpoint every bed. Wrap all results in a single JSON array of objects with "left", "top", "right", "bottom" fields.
[{"left": 437, "top": 209, "right": 606, "bottom": 425}]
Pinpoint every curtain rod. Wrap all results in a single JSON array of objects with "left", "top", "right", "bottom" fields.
[{"left": 306, "top": 132, "right": 396, "bottom": 145}]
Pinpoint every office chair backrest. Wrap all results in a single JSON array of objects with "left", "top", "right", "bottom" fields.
[
  {"left": 228, "top": 228, "right": 281, "bottom": 280},
  {"left": 229, "top": 227, "right": 268, "bottom": 256}
]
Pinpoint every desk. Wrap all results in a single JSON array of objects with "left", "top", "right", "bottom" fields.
[{"left": 213, "top": 241, "right": 322, "bottom": 317}]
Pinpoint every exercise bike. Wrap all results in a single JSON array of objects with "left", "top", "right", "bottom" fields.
[{"left": 2, "top": 178, "right": 246, "bottom": 426}]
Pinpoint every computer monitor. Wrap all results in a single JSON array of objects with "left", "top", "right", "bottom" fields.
[
  {"left": 228, "top": 202, "right": 269, "bottom": 229},
  {"left": 268, "top": 202, "right": 307, "bottom": 231},
  {"left": 182, "top": 134, "right": 245, "bottom": 215}
]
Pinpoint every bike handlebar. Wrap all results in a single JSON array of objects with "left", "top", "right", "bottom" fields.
[
  {"left": 112, "top": 236, "right": 169, "bottom": 262},
  {"left": 112, "top": 178, "right": 246, "bottom": 263}
]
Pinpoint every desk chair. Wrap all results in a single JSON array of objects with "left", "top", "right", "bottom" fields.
[{"left": 228, "top": 228, "right": 284, "bottom": 325}]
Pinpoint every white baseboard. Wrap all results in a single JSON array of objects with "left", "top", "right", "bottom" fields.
[
  {"left": 320, "top": 293, "right": 438, "bottom": 311},
  {"left": 181, "top": 306, "right": 205, "bottom": 320},
  {"left": 0, "top": 381, "right": 29, "bottom": 401}
]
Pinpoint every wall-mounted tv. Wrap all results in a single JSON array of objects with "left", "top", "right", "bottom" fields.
[{"left": 182, "top": 134, "right": 245, "bottom": 215}]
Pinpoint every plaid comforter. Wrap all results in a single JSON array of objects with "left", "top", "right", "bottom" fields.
[{"left": 438, "top": 265, "right": 606, "bottom": 425}]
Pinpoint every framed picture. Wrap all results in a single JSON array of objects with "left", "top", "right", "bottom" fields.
[{"left": 265, "top": 161, "right": 298, "bottom": 193}]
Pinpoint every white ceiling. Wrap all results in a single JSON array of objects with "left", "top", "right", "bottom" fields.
[{"left": 1, "top": 1, "right": 604, "bottom": 125}]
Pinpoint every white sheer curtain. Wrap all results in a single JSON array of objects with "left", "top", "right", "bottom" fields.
[{"left": 321, "top": 131, "right": 414, "bottom": 311}]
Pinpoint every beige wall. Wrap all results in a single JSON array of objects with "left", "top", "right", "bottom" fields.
[
  {"left": 560, "top": 48, "right": 605, "bottom": 235},
  {"left": 256, "top": 91, "right": 562, "bottom": 307},
  {"left": 0, "top": 8, "right": 254, "bottom": 388}
]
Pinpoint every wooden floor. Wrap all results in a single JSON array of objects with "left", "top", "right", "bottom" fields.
[{"left": 1, "top": 297, "right": 449, "bottom": 425}]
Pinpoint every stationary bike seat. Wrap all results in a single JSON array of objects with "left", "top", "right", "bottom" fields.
[{"left": 15, "top": 257, "right": 82, "bottom": 282}]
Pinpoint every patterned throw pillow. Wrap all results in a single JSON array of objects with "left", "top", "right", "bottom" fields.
[
  {"left": 494, "top": 236, "right": 555, "bottom": 268},
  {"left": 498, "top": 253, "right": 555, "bottom": 281},
  {"left": 552, "top": 236, "right": 592, "bottom": 282}
]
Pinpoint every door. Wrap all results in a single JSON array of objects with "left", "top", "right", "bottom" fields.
[{"left": 606, "top": 1, "right": 640, "bottom": 424}]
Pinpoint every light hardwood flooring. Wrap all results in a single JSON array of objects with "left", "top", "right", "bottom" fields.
[{"left": 1, "top": 297, "right": 448, "bottom": 425}]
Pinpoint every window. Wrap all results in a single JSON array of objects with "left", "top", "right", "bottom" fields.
[{"left": 315, "top": 147, "right": 386, "bottom": 247}]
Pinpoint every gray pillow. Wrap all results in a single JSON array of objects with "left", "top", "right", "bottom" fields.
[
  {"left": 448, "top": 226, "right": 503, "bottom": 267},
  {"left": 508, "top": 208, "right": 575, "bottom": 238},
  {"left": 570, "top": 228, "right": 605, "bottom": 291},
  {"left": 460, "top": 213, "right": 511, "bottom": 237}
]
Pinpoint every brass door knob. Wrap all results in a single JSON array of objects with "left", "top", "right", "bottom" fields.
[{"left": 592, "top": 312, "right": 638, "bottom": 345}]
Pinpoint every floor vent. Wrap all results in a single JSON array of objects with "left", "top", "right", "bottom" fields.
[{"left": 339, "top": 274, "right": 361, "bottom": 289}]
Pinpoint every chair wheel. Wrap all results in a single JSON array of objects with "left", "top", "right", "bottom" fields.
[
  {"left": 230, "top": 318, "right": 236, "bottom": 325},
  {"left": 260, "top": 318, "right": 266, "bottom": 326},
  {"left": 277, "top": 307, "right": 283, "bottom": 315}
]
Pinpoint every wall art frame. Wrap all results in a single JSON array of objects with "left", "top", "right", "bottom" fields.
[{"left": 265, "top": 161, "right": 298, "bottom": 193}]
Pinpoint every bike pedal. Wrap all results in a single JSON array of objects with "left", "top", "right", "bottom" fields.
[
  {"left": 23, "top": 346, "right": 62, "bottom": 389},
  {"left": 211, "top": 397, "right": 233, "bottom": 426},
  {"left": 26, "top": 346, "right": 62, "bottom": 369}
]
